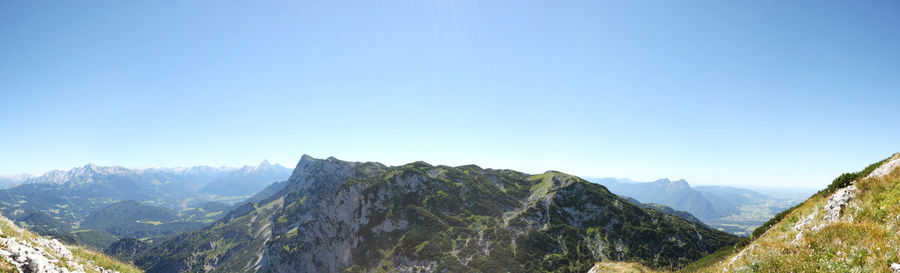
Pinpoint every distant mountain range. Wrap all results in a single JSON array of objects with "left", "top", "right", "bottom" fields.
[
  {"left": 131, "top": 155, "right": 738, "bottom": 272},
  {"left": 200, "top": 160, "right": 292, "bottom": 196},
  {"left": 0, "top": 173, "right": 34, "bottom": 188},
  {"left": 588, "top": 177, "right": 812, "bottom": 235},
  {"left": 0, "top": 161, "right": 293, "bottom": 249},
  {"left": 592, "top": 178, "right": 719, "bottom": 220}
]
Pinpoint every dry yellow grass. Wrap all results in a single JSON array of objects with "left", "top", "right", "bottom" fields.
[
  {"left": 590, "top": 261, "right": 664, "bottom": 273},
  {"left": 691, "top": 156, "right": 900, "bottom": 273},
  {"left": 70, "top": 246, "right": 143, "bottom": 273}
]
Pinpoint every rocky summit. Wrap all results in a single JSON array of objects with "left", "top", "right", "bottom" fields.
[{"left": 135, "top": 155, "right": 738, "bottom": 273}]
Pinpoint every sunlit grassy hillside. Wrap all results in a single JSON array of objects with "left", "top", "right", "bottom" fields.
[
  {"left": 591, "top": 153, "right": 900, "bottom": 273},
  {"left": 698, "top": 153, "right": 900, "bottom": 273}
]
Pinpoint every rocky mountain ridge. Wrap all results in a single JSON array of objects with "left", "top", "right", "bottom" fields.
[
  {"left": 199, "top": 161, "right": 291, "bottom": 197},
  {"left": 134, "top": 155, "right": 738, "bottom": 272}
]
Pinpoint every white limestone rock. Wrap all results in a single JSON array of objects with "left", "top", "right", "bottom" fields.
[
  {"left": 822, "top": 185, "right": 856, "bottom": 223},
  {"left": 867, "top": 155, "right": 900, "bottom": 179}
]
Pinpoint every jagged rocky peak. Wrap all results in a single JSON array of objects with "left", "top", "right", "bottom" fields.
[
  {"left": 78, "top": 163, "right": 129, "bottom": 174},
  {"left": 669, "top": 179, "right": 690, "bottom": 188},
  {"left": 234, "top": 159, "right": 279, "bottom": 174},
  {"left": 651, "top": 178, "right": 672, "bottom": 185},
  {"left": 287, "top": 155, "right": 358, "bottom": 189},
  {"left": 649, "top": 178, "right": 690, "bottom": 189},
  {"left": 26, "top": 164, "right": 136, "bottom": 185},
  {"left": 250, "top": 159, "right": 278, "bottom": 171}
]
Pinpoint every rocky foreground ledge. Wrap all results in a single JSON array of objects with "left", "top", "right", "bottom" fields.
[{"left": 0, "top": 215, "right": 133, "bottom": 273}]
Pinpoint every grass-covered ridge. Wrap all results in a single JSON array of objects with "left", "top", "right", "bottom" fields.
[
  {"left": 748, "top": 155, "right": 889, "bottom": 240},
  {"left": 585, "top": 153, "right": 900, "bottom": 273},
  {"left": 685, "top": 152, "right": 900, "bottom": 272}
]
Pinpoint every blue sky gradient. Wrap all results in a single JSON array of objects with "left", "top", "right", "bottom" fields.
[{"left": 1, "top": 1, "right": 898, "bottom": 188}]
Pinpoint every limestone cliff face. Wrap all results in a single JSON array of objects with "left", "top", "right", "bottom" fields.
[
  {"left": 262, "top": 156, "right": 368, "bottom": 272},
  {"left": 138, "top": 155, "right": 739, "bottom": 273}
]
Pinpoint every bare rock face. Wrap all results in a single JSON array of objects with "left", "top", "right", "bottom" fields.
[{"left": 822, "top": 185, "right": 857, "bottom": 223}]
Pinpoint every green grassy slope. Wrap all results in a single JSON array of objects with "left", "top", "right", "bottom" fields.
[{"left": 594, "top": 152, "right": 900, "bottom": 273}]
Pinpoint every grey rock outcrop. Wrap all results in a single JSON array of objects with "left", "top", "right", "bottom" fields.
[
  {"left": 822, "top": 185, "right": 856, "bottom": 223},
  {"left": 0, "top": 235, "right": 79, "bottom": 273},
  {"left": 0, "top": 217, "right": 120, "bottom": 273}
]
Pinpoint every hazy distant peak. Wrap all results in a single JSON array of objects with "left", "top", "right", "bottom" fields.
[
  {"left": 23, "top": 164, "right": 133, "bottom": 185},
  {"left": 0, "top": 173, "right": 34, "bottom": 181},
  {"left": 161, "top": 165, "right": 237, "bottom": 173},
  {"left": 652, "top": 178, "right": 671, "bottom": 184},
  {"left": 0, "top": 173, "right": 35, "bottom": 188},
  {"left": 648, "top": 178, "right": 690, "bottom": 187},
  {"left": 670, "top": 179, "right": 690, "bottom": 187},
  {"left": 25, "top": 163, "right": 238, "bottom": 185}
]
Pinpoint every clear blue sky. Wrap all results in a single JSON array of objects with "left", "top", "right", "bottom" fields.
[{"left": 1, "top": 1, "right": 898, "bottom": 188}]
